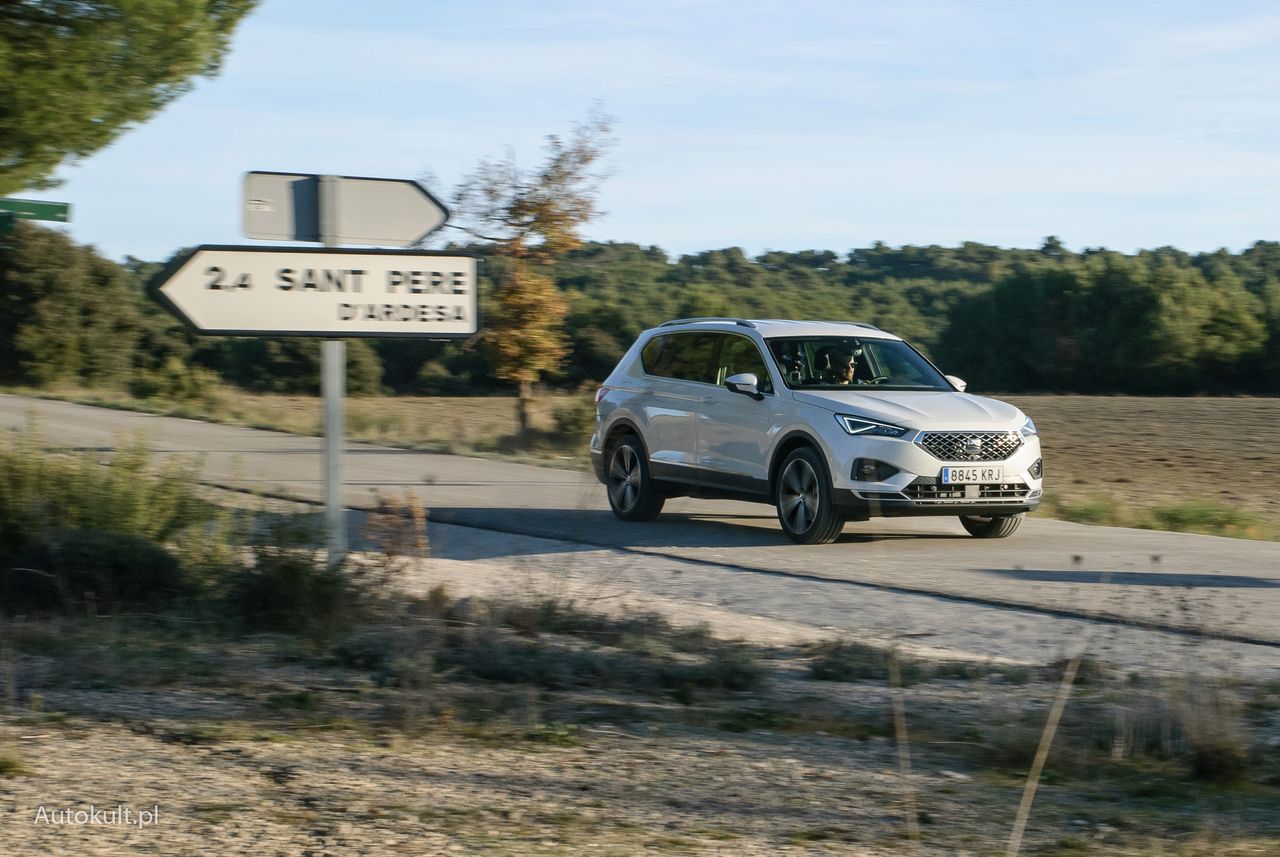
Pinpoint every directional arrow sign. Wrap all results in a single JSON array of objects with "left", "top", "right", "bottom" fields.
[
  {"left": 151, "top": 245, "right": 477, "bottom": 338},
  {"left": 242, "top": 172, "right": 448, "bottom": 246}
]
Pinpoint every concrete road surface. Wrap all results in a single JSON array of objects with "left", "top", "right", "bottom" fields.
[{"left": 4, "top": 393, "right": 1279, "bottom": 653}]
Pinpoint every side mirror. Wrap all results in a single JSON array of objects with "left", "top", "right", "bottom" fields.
[
  {"left": 945, "top": 375, "right": 967, "bottom": 392},
  {"left": 725, "top": 372, "right": 764, "bottom": 400}
]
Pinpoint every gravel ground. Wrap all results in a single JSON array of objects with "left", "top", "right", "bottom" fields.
[{"left": 3, "top": 525, "right": 1280, "bottom": 856}]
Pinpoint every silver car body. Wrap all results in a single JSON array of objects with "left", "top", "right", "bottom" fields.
[{"left": 591, "top": 318, "right": 1043, "bottom": 533}]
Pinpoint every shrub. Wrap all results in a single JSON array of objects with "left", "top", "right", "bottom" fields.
[
  {"left": 0, "top": 428, "right": 215, "bottom": 557},
  {"left": 2, "top": 528, "right": 188, "bottom": 614},
  {"left": 0, "top": 751, "right": 27, "bottom": 778},
  {"left": 234, "top": 544, "right": 352, "bottom": 641},
  {"left": 806, "top": 641, "right": 925, "bottom": 685},
  {"left": 551, "top": 395, "right": 596, "bottom": 440}
]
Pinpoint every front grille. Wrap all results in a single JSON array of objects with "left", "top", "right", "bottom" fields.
[
  {"left": 904, "top": 482, "right": 1030, "bottom": 502},
  {"left": 917, "top": 431, "right": 1022, "bottom": 462}
]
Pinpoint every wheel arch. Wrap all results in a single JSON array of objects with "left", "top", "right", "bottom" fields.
[
  {"left": 768, "top": 430, "right": 828, "bottom": 494},
  {"left": 603, "top": 418, "right": 647, "bottom": 458}
]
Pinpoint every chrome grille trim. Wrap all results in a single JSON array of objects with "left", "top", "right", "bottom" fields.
[
  {"left": 917, "top": 431, "right": 1022, "bottom": 462},
  {"left": 903, "top": 482, "right": 1031, "bottom": 502}
]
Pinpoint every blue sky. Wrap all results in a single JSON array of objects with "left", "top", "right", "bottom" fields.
[{"left": 36, "top": 0, "right": 1280, "bottom": 262}]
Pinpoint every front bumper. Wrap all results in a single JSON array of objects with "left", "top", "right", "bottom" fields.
[
  {"left": 833, "top": 488, "right": 1040, "bottom": 521},
  {"left": 829, "top": 429, "right": 1043, "bottom": 520}
]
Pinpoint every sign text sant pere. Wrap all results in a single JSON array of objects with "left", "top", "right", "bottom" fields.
[{"left": 152, "top": 245, "right": 477, "bottom": 338}]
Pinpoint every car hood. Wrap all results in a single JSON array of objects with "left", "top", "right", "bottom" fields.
[{"left": 789, "top": 389, "right": 1024, "bottom": 429}]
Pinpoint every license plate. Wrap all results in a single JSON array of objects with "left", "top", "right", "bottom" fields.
[{"left": 941, "top": 466, "right": 1003, "bottom": 484}]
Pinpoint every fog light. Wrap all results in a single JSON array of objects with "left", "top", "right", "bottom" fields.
[
  {"left": 1030, "top": 458, "right": 1043, "bottom": 479},
  {"left": 853, "top": 458, "right": 899, "bottom": 482}
]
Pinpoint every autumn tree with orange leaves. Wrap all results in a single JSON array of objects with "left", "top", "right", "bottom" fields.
[{"left": 448, "top": 110, "right": 614, "bottom": 436}]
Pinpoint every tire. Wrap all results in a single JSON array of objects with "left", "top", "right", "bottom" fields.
[
  {"left": 959, "top": 513, "right": 1024, "bottom": 538},
  {"left": 775, "top": 447, "right": 844, "bottom": 544},
  {"left": 605, "top": 435, "right": 665, "bottom": 522}
]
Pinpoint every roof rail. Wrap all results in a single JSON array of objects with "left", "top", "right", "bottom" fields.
[
  {"left": 843, "top": 320, "right": 881, "bottom": 331},
  {"left": 658, "top": 317, "right": 757, "bottom": 329}
]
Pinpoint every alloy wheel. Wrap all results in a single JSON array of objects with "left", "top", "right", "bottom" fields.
[
  {"left": 779, "top": 457, "right": 819, "bottom": 534},
  {"left": 608, "top": 444, "right": 641, "bottom": 513}
]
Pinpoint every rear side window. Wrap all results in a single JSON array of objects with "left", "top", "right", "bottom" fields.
[
  {"left": 640, "top": 335, "right": 675, "bottom": 376},
  {"left": 639, "top": 332, "right": 719, "bottom": 384},
  {"left": 717, "top": 334, "right": 773, "bottom": 393}
]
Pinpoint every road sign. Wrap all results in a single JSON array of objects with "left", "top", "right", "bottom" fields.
[
  {"left": 0, "top": 197, "right": 71, "bottom": 222},
  {"left": 242, "top": 172, "right": 448, "bottom": 246},
  {"left": 151, "top": 245, "right": 477, "bottom": 338}
]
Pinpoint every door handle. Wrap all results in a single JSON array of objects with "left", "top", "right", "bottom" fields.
[{"left": 701, "top": 395, "right": 716, "bottom": 404}]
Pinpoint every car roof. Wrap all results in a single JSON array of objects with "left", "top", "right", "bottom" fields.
[{"left": 651, "top": 318, "right": 902, "bottom": 340}]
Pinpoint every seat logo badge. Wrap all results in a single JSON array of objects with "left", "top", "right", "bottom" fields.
[{"left": 964, "top": 437, "right": 983, "bottom": 458}]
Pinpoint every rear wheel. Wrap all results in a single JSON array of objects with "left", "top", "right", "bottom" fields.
[
  {"left": 775, "top": 447, "right": 844, "bottom": 544},
  {"left": 606, "top": 435, "right": 665, "bottom": 521},
  {"left": 959, "top": 513, "right": 1024, "bottom": 538}
]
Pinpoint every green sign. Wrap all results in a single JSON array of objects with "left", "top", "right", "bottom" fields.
[{"left": 0, "top": 197, "right": 71, "bottom": 222}]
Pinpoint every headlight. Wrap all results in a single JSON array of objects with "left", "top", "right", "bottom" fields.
[
  {"left": 1019, "top": 416, "right": 1038, "bottom": 438},
  {"left": 835, "top": 414, "right": 909, "bottom": 437}
]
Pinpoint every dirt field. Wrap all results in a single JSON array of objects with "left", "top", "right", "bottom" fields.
[{"left": 1003, "top": 396, "right": 1280, "bottom": 530}]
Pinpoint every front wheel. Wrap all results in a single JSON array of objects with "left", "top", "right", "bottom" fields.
[
  {"left": 775, "top": 447, "right": 844, "bottom": 544},
  {"left": 606, "top": 435, "right": 665, "bottom": 521},
  {"left": 959, "top": 513, "right": 1024, "bottom": 538}
]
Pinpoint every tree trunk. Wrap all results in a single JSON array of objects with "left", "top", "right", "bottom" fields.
[{"left": 516, "top": 379, "right": 534, "bottom": 440}]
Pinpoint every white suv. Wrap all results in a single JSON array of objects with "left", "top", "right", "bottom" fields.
[{"left": 590, "top": 318, "right": 1043, "bottom": 544}]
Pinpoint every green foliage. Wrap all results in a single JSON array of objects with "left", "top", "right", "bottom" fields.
[
  {"left": 0, "top": 223, "right": 140, "bottom": 387},
  {"left": 233, "top": 516, "right": 352, "bottom": 640},
  {"left": 129, "top": 356, "right": 219, "bottom": 402},
  {"left": 8, "top": 221, "right": 1280, "bottom": 398},
  {"left": 1043, "top": 494, "right": 1269, "bottom": 539},
  {"left": 0, "top": 427, "right": 214, "bottom": 556},
  {"left": 214, "top": 337, "right": 382, "bottom": 395},
  {"left": 0, "top": 0, "right": 258, "bottom": 194},
  {"left": 3, "top": 528, "right": 187, "bottom": 613},
  {"left": 0, "top": 427, "right": 236, "bottom": 613},
  {"left": 551, "top": 393, "right": 596, "bottom": 439},
  {"left": 0, "top": 752, "right": 26, "bottom": 778},
  {"left": 805, "top": 641, "right": 927, "bottom": 685}
]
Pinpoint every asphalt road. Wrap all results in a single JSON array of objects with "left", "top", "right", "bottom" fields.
[{"left": 5, "top": 393, "right": 1280, "bottom": 653}]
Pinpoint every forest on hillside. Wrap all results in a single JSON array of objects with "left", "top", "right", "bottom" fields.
[{"left": 2, "top": 224, "right": 1279, "bottom": 398}]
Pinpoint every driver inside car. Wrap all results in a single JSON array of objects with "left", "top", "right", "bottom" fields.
[{"left": 825, "top": 349, "right": 860, "bottom": 384}]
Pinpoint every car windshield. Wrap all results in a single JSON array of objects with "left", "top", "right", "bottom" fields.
[{"left": 766, "top": 336, "right": 952, "bottom": 391}]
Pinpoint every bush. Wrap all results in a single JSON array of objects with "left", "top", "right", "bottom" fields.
[
  {"left": 806, "top": 641, "right": 926, "bottom": 685},
  {"left": 551, "top": 395, "right": 596, "bottom": 440},
  {"left": 0, "top": 751, "right": 27, "bottom": 778},
  {"left": 0, "top": 428, "right": 215, "bottom": 557},
  {"left": 128, "top": 357, "right": 219, "bottom": 402},
  {"left": 235, "top": 548, "right": 352, "bottom": 641},
  {"left": 2, "top": 528, "right": 188, "bottom": 614}
]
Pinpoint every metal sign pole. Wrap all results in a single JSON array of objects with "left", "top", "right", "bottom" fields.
[
  {"left": 322, "top": 339, "right": 346, "bottom": 564},
  {"left": 320, "top": 176, "right": 347, "bottom": 565}
]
